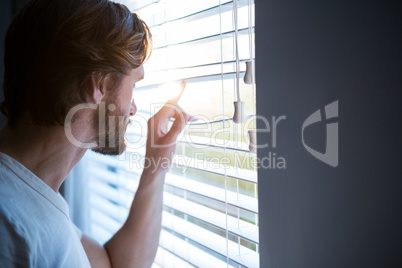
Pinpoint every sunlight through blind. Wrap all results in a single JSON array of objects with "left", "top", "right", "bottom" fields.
[{"left": 87, "top": 1, "right": 258, "bottom": 267}]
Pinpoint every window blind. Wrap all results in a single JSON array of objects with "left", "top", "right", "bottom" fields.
[{"left": 87, "top": 0, "right": 258, "bottom": 267}]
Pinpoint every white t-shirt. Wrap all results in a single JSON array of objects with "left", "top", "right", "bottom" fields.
[{"left": 0, "top": 153, "right": 91, "bottom": 268}]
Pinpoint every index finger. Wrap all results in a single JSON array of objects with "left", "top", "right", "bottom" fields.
[{"left": 169, "top": 80, "right": 186, "bottom": 105}]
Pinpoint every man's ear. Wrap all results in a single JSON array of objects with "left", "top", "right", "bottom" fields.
[{"left": 87, "top": 73, "right": 106, "bottom": 104}]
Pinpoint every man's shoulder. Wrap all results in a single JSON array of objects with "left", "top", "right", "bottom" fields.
[
  {"left": 0, "top": 169, "right": 42, "bottom": 266},
  {"left": 0, "top": 180, "right": 30, "bottom": 236},
  {"left": 0, "top": 165, "right": 38, "bottom": 232},
  {"left": 0, "top": 156, "right": 24, "bottom": 192},
  {"left": 0, "top": 172, "right": 22, "bottom": 211},
  {"left": 0, "top": 156, "right": 48, "bottom": 210},
  {"left": 0, "top": 164, "right": 27, "bottom": 208},
  {"left": 0, "top": 199, "right": 32, "bottom": 266}
]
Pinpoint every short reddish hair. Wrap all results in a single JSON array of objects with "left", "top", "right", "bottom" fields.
[{"left": 1, "top": 0, "right": 151, "bottom": 126}]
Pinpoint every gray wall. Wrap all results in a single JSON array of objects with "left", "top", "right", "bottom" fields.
[{"left": 256, "top": 0, "right": 401, "bottom": 267}]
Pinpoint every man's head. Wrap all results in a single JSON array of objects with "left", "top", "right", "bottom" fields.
[
  {"left": 89, "top": 66, "right": 144, "bottom": 155},
  {"left": 1, "top": 0, "right": 151, "bottom": 128}
]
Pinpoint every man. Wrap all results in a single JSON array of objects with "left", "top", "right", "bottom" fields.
[{"left": 0, "top": 0, "right": 194, "bottom": 267}]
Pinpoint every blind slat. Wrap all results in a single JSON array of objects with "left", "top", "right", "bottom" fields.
[
  {"left": 88, "top": 174, "right": 258, "bottom": 242},
  {"left": 165, "top": 173, "right": 258, "bottom": 214},
  {"left": 89, "top": 193, "right": 129, "bottom": 222},
  {"left": 136, "top": 0, "right": 234, "bottom": 27},
  {"left": 159, "top": 230, "right": 231, "bottom": 268},
  {"left": 172, "top": 156, "right": 257, "bottom": 184},
  {"left": 89, "top": 179, "right": 133, "bottom": 209},
  {"left": 154, "top": 247, "right": 196, "bottom": 268},
  {"left": 90, "top": 208, "right": 121, "bottom": 234},
  {"left": 164, "top": 192, "right": 259, "bottom": 243},
  {"left": 162, "top": 212, "right": 259, "bottom": 268},
  {"left": 145, "top": 29, "right": 253, "bottom": 73},
  {"left": 136, "top": 62, "right": 246, "bottom": 89},
  {"left": 126, "top": 131, "right": 252, "bottom": 152},
  {"left": 87, "top": 154, "right": 257, "bottom": 212},
  {"left": 114, "top": 147, "right": 258, "bottom": 184}
]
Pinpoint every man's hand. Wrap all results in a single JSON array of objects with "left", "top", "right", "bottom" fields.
[{"left": 144, "top": 81, "right": 196, "bottom": 176}]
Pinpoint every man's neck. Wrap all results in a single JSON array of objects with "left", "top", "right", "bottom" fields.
[{"left": 0, "top": 122, "right": 87, "bottom": 192}]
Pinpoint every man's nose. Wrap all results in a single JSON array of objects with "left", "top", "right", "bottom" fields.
[{"left": 130, "top": 99, "right": 137, "bottom": 116}]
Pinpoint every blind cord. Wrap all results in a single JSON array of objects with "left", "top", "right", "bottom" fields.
[
  {"left": 248, "top": 0, "right": 255, "bottom": 101},
  {"left": 233, "top": 0, "right": 241, "bottom": 102},
  {"left": 248, "top": 0, "right": 253, "bottom": 64},
  {"left": 218, "top": 1, "right": 230, "bottom": 266}
]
